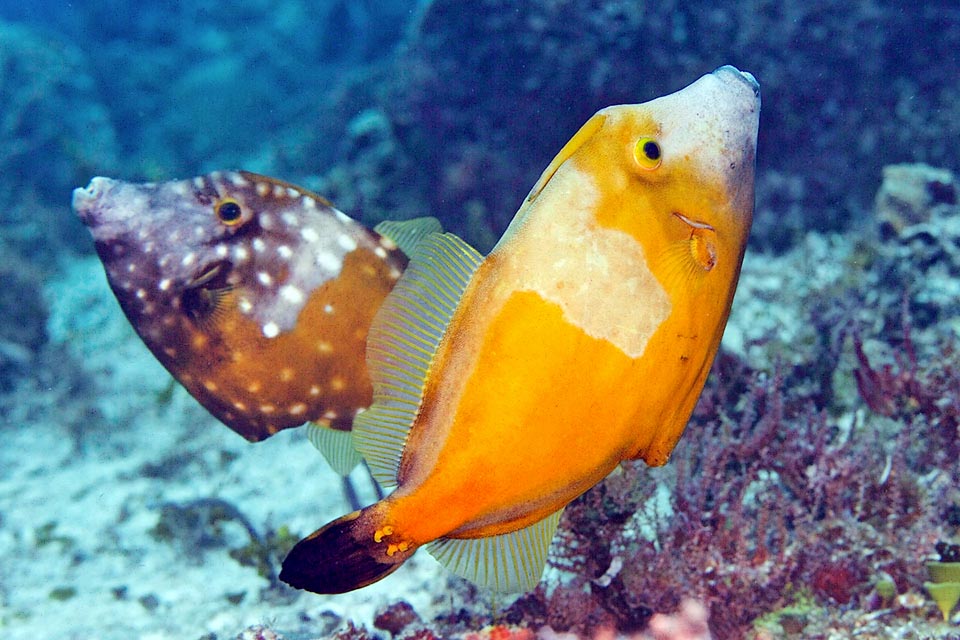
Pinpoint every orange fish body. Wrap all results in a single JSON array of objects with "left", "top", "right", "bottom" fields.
[
  {"left": 281, "top": 66, "right": 761, "bottom": 593},
  {"left": 73, "top": 171, "right": 435, "bottom": 467}
]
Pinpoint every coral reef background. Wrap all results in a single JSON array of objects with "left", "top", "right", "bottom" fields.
[{"left": 1, "top": 1, "right": 959, "bottom": 638}]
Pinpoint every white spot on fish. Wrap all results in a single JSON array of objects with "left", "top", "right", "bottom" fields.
[
  {"left": 228, "top": 173, "right": 249, "bottom": 187},
  {"left": 289, "top": 403, "right": 307, "bottom": 416},
  {"left": 260, "top": 213, "right": 274, "bottom": 230},
  {"left": 334, "top": 209, "right": 351, "bottom": 224},
  {"left": 233, "top": 401, "right": 248, "bottom": 412},
  {"left": 252, "top": 238, "right": 266, "bottom": 253},
  {"left": 302, "top": 196, "right": 316, "bottom": 209},
  {"left": 280, "top": 284, "right": 304, "bottom": 304},
  {"left": 282, "top": 211, "right": 299, "bottom": 227},
  {"left": 247, "top": 381, "right": 262, "bottom": 393},
  {"left": 238, "top": 297, "right": 253, "bottom": 313},
  {"left": 171, "top": 181, "right": 190, "bottom": 197},
  {"left": 203, "top": 379, "right": 218, "bottom": 392},
  {"left": 256, "top": 182, "right": 270, "bottom": 197},
  {"left": 286, "top": 187, "right": 299, "bottom": 199},
  {"left": 301, "top": 228, "right": 320, "bottom": 243},
  {"left": 260, "top": 403, "right": 277, "bottom": 414},
  {"left": 216, "top": 245, "right": 228, "bottom": 258},
  {"left": 159, "top": 278, "right": 172, "bottom": 291},
  {"left": 374, "top": 246, "right": 388, "bottom": 259},
  {"left": 258, "top": 271, "right": 273, "bottom": 286},
  {"left": 136, "top": 289, "right": 147, "bottom": 300},
  {"left": 324, "top": 304, "right": 334, "bottom": 314},
  {"left": 194, "top": 226, "right": 205, "bottom": 238},
  {"left": 316, "top": 340, "right": 333, "bottom": 354},
  {"left": 278, "top": 245, "right": 293, "bottom": 259},
  {"left": 182, "top": 253, "right": 196, "bottom": 267},
  {"left": 316, "top": 251, "right": 341, "bottom": 271},
  {"left": 273, "top": 184, "right": 285, "bottom": 198},
  {"left": 126, "top": 263, "right": 137, "bottom": 273},
  {"left": 234, "top": 246, "right": 249, "bottom": 261},
  {"left": 193, "top": 176, "right": 205, "bottom": 189},
  {"left": 337, "top": 234, "right": 358, "bottom": 252},
  {"left": 280, "top": 367, "right": 294, "bottom": 382},
  {"left": 262, "top": 321, "right": 280, "bottom": 338},
  {"left": 309, "top": 385, "right": 321, "bottom": 396},
  {"left": 379, "top": 236, "right": 398, "bottom": 251}
]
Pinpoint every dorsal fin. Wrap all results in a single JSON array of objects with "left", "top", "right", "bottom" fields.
[
  {"left": 304, "top": 421, "right": 363, "bottom": 476},
  {"left": 352, "top": 232, "right": 483, "bottom": 486},
  {"left": 374, "top": 217, "right": 443, "bottom": 257},
  {"left": 426, "top": 509, "right": 564, "bottom": 593}
]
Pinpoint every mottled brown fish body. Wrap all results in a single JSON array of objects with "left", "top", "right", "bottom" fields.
[{"left": 72, "top": 170, "right": 406, "bottom": 440}]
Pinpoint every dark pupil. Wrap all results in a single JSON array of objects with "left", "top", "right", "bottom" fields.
[
  {"left": 218, "top": 201, "right": 241, "bottom": 222},
  {"left": 643, "top": 140, "right": 661, "bottom": 160}
]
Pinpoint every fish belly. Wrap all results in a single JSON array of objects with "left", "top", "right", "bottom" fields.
[{"left": 390, "top": 289, "right": 641, "bottom": 542}]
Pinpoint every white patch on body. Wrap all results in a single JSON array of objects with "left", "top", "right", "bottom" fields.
[{"left": 503, "top": 168, "right": 670, "bottom": 359}]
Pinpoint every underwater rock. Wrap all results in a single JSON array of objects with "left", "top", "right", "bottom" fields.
[
  {"left": 235, "top": 625, "right": 285, "bottom": 640},
  {"left": 373, "top": 600, "right": 422, "bottom": 636},
  {"left": 875, "top": 163, "right": 958, "bottom": 239}
]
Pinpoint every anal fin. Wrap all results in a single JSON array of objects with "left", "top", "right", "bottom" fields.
[
  {"left": 305, "top": 421, "right": 363, "bottom": 476},
  {"left": 374, "top": 217, "right": 443, "bottom": 257},
  {"left": 426, "top": 509, "right": 564, "bottom": 593}
]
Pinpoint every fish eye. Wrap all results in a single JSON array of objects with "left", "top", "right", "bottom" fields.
[
  {"left": 634, "top": 137, "right": 662, "bottom": 170},
  {"left": 215, "top": 199, "right": 243, "bottom": 226}
]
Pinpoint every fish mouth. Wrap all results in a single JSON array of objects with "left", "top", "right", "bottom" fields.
[
  {"left": 673, "top": 212, "right": 715, "bottom": 232},
  {"left": 72, "top": 177, "right": 116, "bottom": 225},
  {"left": 712, "top": 65, "right": 761, "bottom": 98}
]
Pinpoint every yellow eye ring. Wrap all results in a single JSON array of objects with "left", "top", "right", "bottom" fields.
[
  {"left": 215, "top": 198, "right": 243, "bottom": 226},
  {"left": 634, "top": 137, "right": 662, "bottom": 170}
]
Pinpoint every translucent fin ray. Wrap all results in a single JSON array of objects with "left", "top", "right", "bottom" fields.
[
  {"left": 374, "top": 217, "right": 443, "bottom": 257},
  {"left": 427, "top": 509, "right": 563, "bottom": 593},
  {"left": 353, "top": 232, "right": 483, "bottom": 486},
  {"left": 305, "top": 422, "right": 363, "bottom": 476}
]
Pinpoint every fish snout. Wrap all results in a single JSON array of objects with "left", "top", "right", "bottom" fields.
[
  {"left": 712, "top": 65, "right": 761, "bottom": 99},
  {"left": 71, "top": 177, "right": 118, "bottom": 225}
]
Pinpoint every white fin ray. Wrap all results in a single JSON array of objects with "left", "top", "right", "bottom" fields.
[
  {"left": 374, "top": 217, "right": 443, "bottom": 257},
  {"left": 353, "top": 232, "right": 483, "bottom": 486},
  {"left": 305, "top": 422, "right": 363, "bottom": 476},
  {"left": 427, "top": 509, "right": 564, "bottom": 593}
]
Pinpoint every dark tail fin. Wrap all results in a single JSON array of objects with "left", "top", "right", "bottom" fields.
[{"left": 279, "top": 507, "right": 414, "bottom": 594}]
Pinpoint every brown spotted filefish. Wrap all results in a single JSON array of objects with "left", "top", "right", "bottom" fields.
[{"left": 72, "top": 170, "right": 439, "bottom": 455}]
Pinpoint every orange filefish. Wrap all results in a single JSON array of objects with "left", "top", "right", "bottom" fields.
[
  {"left": 280, "top": 66, "right": 761, "bottom": 594},
  {"left": 73, "top": 170, "right": 439, "bottom": 473}
]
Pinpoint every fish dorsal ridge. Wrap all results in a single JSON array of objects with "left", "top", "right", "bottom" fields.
[
  {"left": 352, "top": 232, "right": 483, "bottom": 486},
  {"left": 374, "top": 217, "right": 443, "bottom": 257}
]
